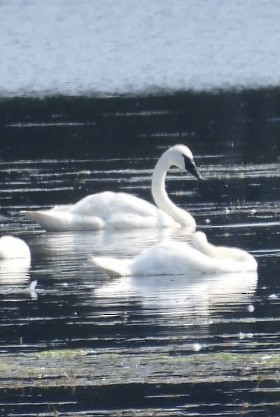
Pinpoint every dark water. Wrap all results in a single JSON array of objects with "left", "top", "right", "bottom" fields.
[{"left": 0, "top": 91, "right": 279, "bottom": 416}]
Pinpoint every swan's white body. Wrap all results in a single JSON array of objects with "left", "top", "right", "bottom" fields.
[
  {"left": 92, "top": 231, "right": 257, "bottom": 276},
  {"left": 22, "top": 145, "right": 201, "bottom": 232},
  {"left": 0, "top": 236, "right": 31, "bottom": 260}
]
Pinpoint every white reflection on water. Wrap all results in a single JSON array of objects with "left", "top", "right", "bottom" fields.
[
  {"left": 94, "top": 271, "right": 258, "bottom": 318},
  {"left": 0, "top": 258, "right": 37, "bottom": 298},
  {"left": 29, "top": 228, "right": 194, "bottom": 259},
  {"left": 0, "top": 258, "right": 30, "bottom": 284}
]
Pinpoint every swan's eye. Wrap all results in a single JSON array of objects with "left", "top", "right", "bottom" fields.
[{"left": 183, "top": 155, "right": 202, "bottom": 180}]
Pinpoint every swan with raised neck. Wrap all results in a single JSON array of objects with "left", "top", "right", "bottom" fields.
[
  {"left": 152, "top": 144, "right": 201, "bottom": 228},
  {"left": 22, "top": 144, "right": 201, "bottom": 231}
]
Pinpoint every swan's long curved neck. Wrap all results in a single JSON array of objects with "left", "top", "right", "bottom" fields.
[{"left": 151, "top": 154, "right": 195, "bottom": 227}]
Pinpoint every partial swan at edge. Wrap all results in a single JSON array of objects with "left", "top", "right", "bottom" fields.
[
  {"left": 22, "top": 144, "right": 201, "bottom": 232},
  {"left": 0, "top": 236, "right": 31, "bottom": 260},
  {"left": 92, "top": 231, "right": 258, "bottom": 276}
]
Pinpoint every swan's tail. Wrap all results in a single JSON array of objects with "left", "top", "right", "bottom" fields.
[
  {"left": 22, "top": 210, "right": 73, "bottom": 232},
  {"left": 92, "top": 256, "right": 131, "bottom": 277},
  {"left": 22, "top": 210, "right": 56, "bottom": 227}
]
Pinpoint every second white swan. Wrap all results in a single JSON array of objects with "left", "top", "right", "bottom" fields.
[
  {"left": 22, "top": 144, "right": 201, "bottom": 232},
  {"left": 92, "top": 231, "right": 258, "bottom": 276}
]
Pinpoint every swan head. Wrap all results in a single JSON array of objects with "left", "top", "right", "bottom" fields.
[{"left": 169, "top": 145, "right": 202, "bottom": 180}]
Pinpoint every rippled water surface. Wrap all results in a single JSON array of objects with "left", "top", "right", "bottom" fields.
[{"left": 0, "top": 92, "right": 280, "bottom": 416}]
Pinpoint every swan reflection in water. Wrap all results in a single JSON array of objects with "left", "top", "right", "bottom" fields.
[
  {"left": 0, "top": 258, "right": 31, "bottom": 283},
  {"left": 29, "top": 228, "right": 193, "bottom": 260},
  {"left": 0, "top": 258, "right": 36, "bottom": 298},
  {"left": 94, "top": 270, "right": 258, "bottom": 318}
]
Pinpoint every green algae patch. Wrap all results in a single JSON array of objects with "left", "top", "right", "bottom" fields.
[
  {"left": 0, "top": 349, "right": 279, "bottom": 390},
  {"left": 0, "top": 363, "right": 12, "bottom": 373},
  {"left": 38, "top": 348, "right": 91, "bottom": 359}
]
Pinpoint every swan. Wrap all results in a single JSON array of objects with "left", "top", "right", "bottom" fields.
[
  {"left": 92, "top": 231, "right": 258, "bottom": 276},
  {"left": 0, "top": 236, "right": 31, "bottom": 260},
  {"left": 22, "top": 144, "right": 201, "bottom": 232}
]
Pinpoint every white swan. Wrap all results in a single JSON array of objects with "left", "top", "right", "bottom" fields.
[
  {"left": 0, "top": 236, "right": 31, "bottom": 260},
  {"left": 92, "top": 231, "right": 257, "bottom": 276},
  {"left": 22, "top": 144, "right": 201, "bottom": 232}
]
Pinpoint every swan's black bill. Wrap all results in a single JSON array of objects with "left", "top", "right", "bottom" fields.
[{"left": 184, "top": 156, "right": 202, "bottom": 180}]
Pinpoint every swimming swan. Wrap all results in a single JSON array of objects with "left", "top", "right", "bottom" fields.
[
  {"left": 22, "top": 144, "right": 201, "bottom": 232},
  {"left": 0, "top": 236, "right": 31, "bottom": 260},
  {"left": 92, "top": 231, "right": 257, "bottom": 276}
]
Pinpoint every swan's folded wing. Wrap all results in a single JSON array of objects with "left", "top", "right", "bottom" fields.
[
  {"left": 70, "top": 192, "right": 180, "bottom": 228},
  {"left": 70, "top": 192, "right": 155, "bottom": 216}
]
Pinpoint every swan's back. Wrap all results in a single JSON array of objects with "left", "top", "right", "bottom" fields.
[
  {"left": 0, "top": 236, "right": 31, "bottom": 260},
  {"left": 129, "top": 240, "right": 216, "bottom": 275},
  {"left": 93, "top": 234, "right": 257, "bottom": 277},
  {"left": 73, "top": 192, "right": 181, "bottom": 228},
  {"left": 70, "top": 192, "right": 151, "bottom": 216},
  {"left": 93, "top": 240, "right": 197, "bottom": 277}
]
